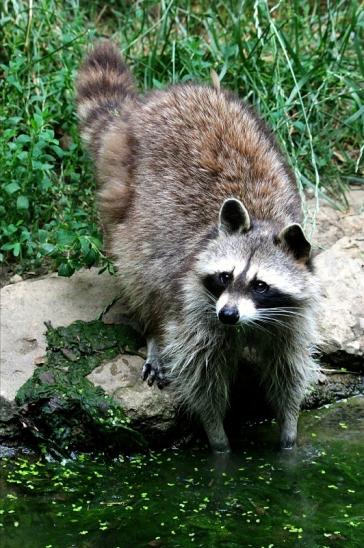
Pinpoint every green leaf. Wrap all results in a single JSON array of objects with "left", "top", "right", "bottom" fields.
[
  {"left": 16, "top": 195, "right": 29, "bottom": 210},
  {"left": 79, "top": 236, "right": 91, "bottom": 255},
  {"left": 344, "top": 105, "right": 364, "bottom": 125},
  {"left": 58, "top": 262, "right": 75, "bottom": 277},
  {"left": 1, "top": 243, "right": 16, "bottom": 251},
  {"left": 57, "top": 229, "right": 76, "bottom": 246},
  {"left": 13, "top": 242, "right": 21, "bottom": 257},
  {"left": 41, "top": 243, "right": 55, "bottom": 254},
  {"left": 4, "top": 182, "right": 20, "bottom": 194},
  {"left": 38, "top": 229, "right": 48, "bottom": 243},
  {"left": 84, "top": 249, "right": 97, "bottom": 267},
  {"left": 16, "top": 134, "right": 31, "bottom": 144}
]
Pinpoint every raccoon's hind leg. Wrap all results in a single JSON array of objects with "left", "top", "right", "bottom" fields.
[
  {"left": 142, "top": 338, "right": 169, "bottom": 389},
  {"left": 263, "top": 372, "right": 301, "bottom": 449},
  {"left": 201, "top": 413, "right": 230, "bottom": 454},
  {"left": 263, "top": 352, "right": 317, "bottom": 450},
  {"left": 189, "top": 377, "right": 231, "bottom": 452},
  {"left": 277, "top": 401, "right": 300, "bottom": 450}
]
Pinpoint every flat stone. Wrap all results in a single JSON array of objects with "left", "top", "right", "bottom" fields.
[
  {"left": 88, "top": 354, "right": 177, "bottom": 437},
  {"left": 0, "top": 269, "right": 121, "bottom": 401}
]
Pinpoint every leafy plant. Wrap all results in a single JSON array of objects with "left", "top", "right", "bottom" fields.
[{"left": 0, "top": 0, "right": 102, "bottom": 274}]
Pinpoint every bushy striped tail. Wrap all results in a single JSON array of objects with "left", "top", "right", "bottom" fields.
[{"left": 76, "top": 40, "right": 136, "bottom": 158}]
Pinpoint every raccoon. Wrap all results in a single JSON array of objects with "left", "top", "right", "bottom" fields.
[{"left": 76, "top": 40, "right": 320, "bottom": 452}]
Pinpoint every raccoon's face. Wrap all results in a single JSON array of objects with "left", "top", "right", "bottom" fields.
[{"left": 196, "top": 198, "right": 313, "bottom": 327}]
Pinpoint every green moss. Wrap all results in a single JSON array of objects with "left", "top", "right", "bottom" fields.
[{"left": 15, "top": 320, "right": 147, "bottom": 456}]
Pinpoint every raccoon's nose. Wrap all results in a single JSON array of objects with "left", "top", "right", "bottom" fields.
[{"left": 218, "top": 306, "right": 239, "bottom": 325}]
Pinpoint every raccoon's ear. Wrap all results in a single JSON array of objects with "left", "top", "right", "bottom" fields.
[
  {"left": 219, "top": 198, "right": 250, "bottom": 234},
  {"left": 278, "top": 223, "right": 311, "bottom": 262}
]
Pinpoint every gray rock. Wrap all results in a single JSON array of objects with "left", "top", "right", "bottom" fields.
[
  {"left": 9, "top": 274, "right": 23, "bottom": 284},
  {"left": 1, "top": 267, "right": 179, "bottom": 448},
  {"left": 304, "top": 371, "right": 363, "bottom": 408},
  {"left": 305, "top": 188, "right": 364, "bottom": 251},
  {"left": 88, "top": 354, "right": 178, "bottom": 440},
  {"left": 315, "top": 236, "right": 364, "bottom": 362},
  {"left": 0, "top": 269, "right": 120, "bottom": 401}
]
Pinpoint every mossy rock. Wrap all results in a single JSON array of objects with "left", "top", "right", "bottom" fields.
[{"left": 14, "top": 320, "right": 147, "bottom": 457}]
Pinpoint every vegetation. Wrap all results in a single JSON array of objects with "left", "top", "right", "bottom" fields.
[{"left": 1, "top": 0, "right": 363, "bottom": 275}]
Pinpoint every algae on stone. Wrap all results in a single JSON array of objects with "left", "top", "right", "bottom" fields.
[{"left": 14, "top": 320, "right": 147, "bottom": 456}]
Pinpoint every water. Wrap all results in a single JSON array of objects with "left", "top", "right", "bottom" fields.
[{"left": 1, "top": 397, "right": 363, "bottom": 547}]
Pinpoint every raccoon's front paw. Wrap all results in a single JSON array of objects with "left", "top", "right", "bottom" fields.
[{"left": 142, "top": 360, "right": 169, "bottom": 389}]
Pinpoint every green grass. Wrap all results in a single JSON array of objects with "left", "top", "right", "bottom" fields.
[{"left": 1, "top": 0, "right": 363, "bottom": 276}]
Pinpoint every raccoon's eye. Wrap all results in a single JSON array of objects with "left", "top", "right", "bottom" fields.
[
  {"left": 252, "top": 280, "right": 269, "bottom": 293},
  {"left": 219, "top": 272, "right": 232, "bottom": 286}
]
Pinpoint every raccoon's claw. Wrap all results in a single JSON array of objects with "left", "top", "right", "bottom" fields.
[
  {"left": 142, "top": 361, "right": 151, "bottom": 382},
  {"left": 147, "top": 366, "right": 156, "bottom": 387},
  {"left": 142, "top": 361, "right": 169, "bottom": 389}
]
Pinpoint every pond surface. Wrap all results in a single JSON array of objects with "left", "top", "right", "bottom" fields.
[{"left": 1, "top": 397, "right": 363, "bottom": 547}]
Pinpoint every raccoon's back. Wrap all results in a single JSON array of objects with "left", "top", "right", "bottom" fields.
[
  {"left": 120, "top": 84, "right": 301, "bottom": 262},
  {"left": 76, "top": 42, "right": 300, "bottom": 267}
]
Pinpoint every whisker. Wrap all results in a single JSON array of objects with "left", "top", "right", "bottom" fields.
[
  {"left": 257, "top": 310, "right": 306, "bottom": 319},
  {"left": 253, "top": 314, "right": 298, "bottom": 333},
  {"left": 258, "top": 307, "right": 303, "bottom": 313},
  {"left": 244, "top": 319, "right": 275, "bottom": 337},
  {"left": 259, "top": 321, "right": 295, "bottom": 333}
]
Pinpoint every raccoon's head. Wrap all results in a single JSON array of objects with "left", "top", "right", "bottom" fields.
[{"left": 195, "top": 198, "right": 315, "bottom": 328}]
